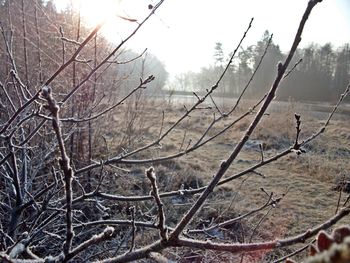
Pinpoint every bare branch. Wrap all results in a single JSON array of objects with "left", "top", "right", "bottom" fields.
[
  {"left": 41, "top": 86, "right": 74, "bottom": 256},
  {"left": 146, "top": 167, "right": 167, "bottom": 241}
]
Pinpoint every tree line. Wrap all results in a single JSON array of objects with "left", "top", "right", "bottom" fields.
[{"left": 173, "top": 30, "right": 350, "bottom": 103}]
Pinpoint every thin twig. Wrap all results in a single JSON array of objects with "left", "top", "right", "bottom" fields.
[
  {"left": 129, "top": 206, "right": 136, "bottom": 252},
  {"left": 272, "top": 240, "right": 315, "bottom": 263},
  {"left": 41, "top": 87, "right": 74, "bottom": 256},
  {"left": 65, "top": 227, "right": 115, "bottom": 262},
  {"left": 283, "top": 58, "right": 303, "bottom": 79},
  {"left": 146, "top": 167, "right": 167, "bottom": 241}
]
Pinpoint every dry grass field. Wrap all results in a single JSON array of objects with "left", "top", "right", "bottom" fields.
[{"left": 94, "top": 97, "right": 350, "bottom": 262}]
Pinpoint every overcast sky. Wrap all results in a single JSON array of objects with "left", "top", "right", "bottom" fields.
[{"left": 55, "top": 0, "right": 350, "bottom": 77}]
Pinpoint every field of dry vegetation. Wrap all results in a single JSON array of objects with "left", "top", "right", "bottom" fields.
[{"left": 93, "top": 97, "right": 350, "bottom": 262}]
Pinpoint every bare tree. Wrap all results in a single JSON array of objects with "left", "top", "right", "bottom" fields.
[{"left": 0, "top": 0, "right": 349, "bottom": 262}]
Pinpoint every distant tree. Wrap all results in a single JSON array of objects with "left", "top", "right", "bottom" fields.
[
  {"left": 333, "top": 44, "right": 350, "bottom": 101},
  {"left": 213, "top": 41, "right": 224, "bottom": 67},
  {"left": 317, "top": 43, "right": 334, "bottom": 99},
  {"left": 224, "top": 52, "right": 238, "bottom": 95},
  {"left": 279, "top": 43, "right": 347, "bottom": 102},
  {"left": 115, "top": 51, "right": 168, "bottom": 95},
  {"left": 140, "top": 53, "right": 168, "bottom": 93},
  {"left": 249, "top": 30, "right": 283, "bottom": 97},
  {"left": 196, "top": 66, "right": 218, "bottom": 91},
  {"left": 236, "top": 46, "right": 254, "bottom": 95},
  {"left": 292, "top": 44, "right": 319, "bottom": 101},
  {"left": 173, "top": 71, "right": 197, "bottom": 91},
  {"left": 213, "top": 42, "right": 230, "bottom": 98}
]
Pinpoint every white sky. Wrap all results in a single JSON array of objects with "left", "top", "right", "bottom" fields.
[{"left": 55, "top": 0, "right": 350, "bottom": 77}]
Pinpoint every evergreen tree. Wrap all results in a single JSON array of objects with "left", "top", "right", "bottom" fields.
[
  {"left": 213, "top": 42, "right": 224, "bottom": 67},
  {"left": 333, "top": 44, "right": 350, "bottom": 101},
  {"left": 249, "top": 30, "right": 283, "bottom": 98}
]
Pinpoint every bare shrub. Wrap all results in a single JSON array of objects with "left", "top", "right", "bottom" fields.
[{"left": 0, "top": 1, "right": 349, "bottom": 262}]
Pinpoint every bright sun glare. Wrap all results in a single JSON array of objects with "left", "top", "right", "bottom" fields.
[
  {"left": 79, "top": 0, "right": 119, "bottom": 25},
  {"left": 56, "top": 0, "right": 350, "bottom": 77},
  {"left": 67, "top": 0, "right": 147, "bottom": 43}
]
